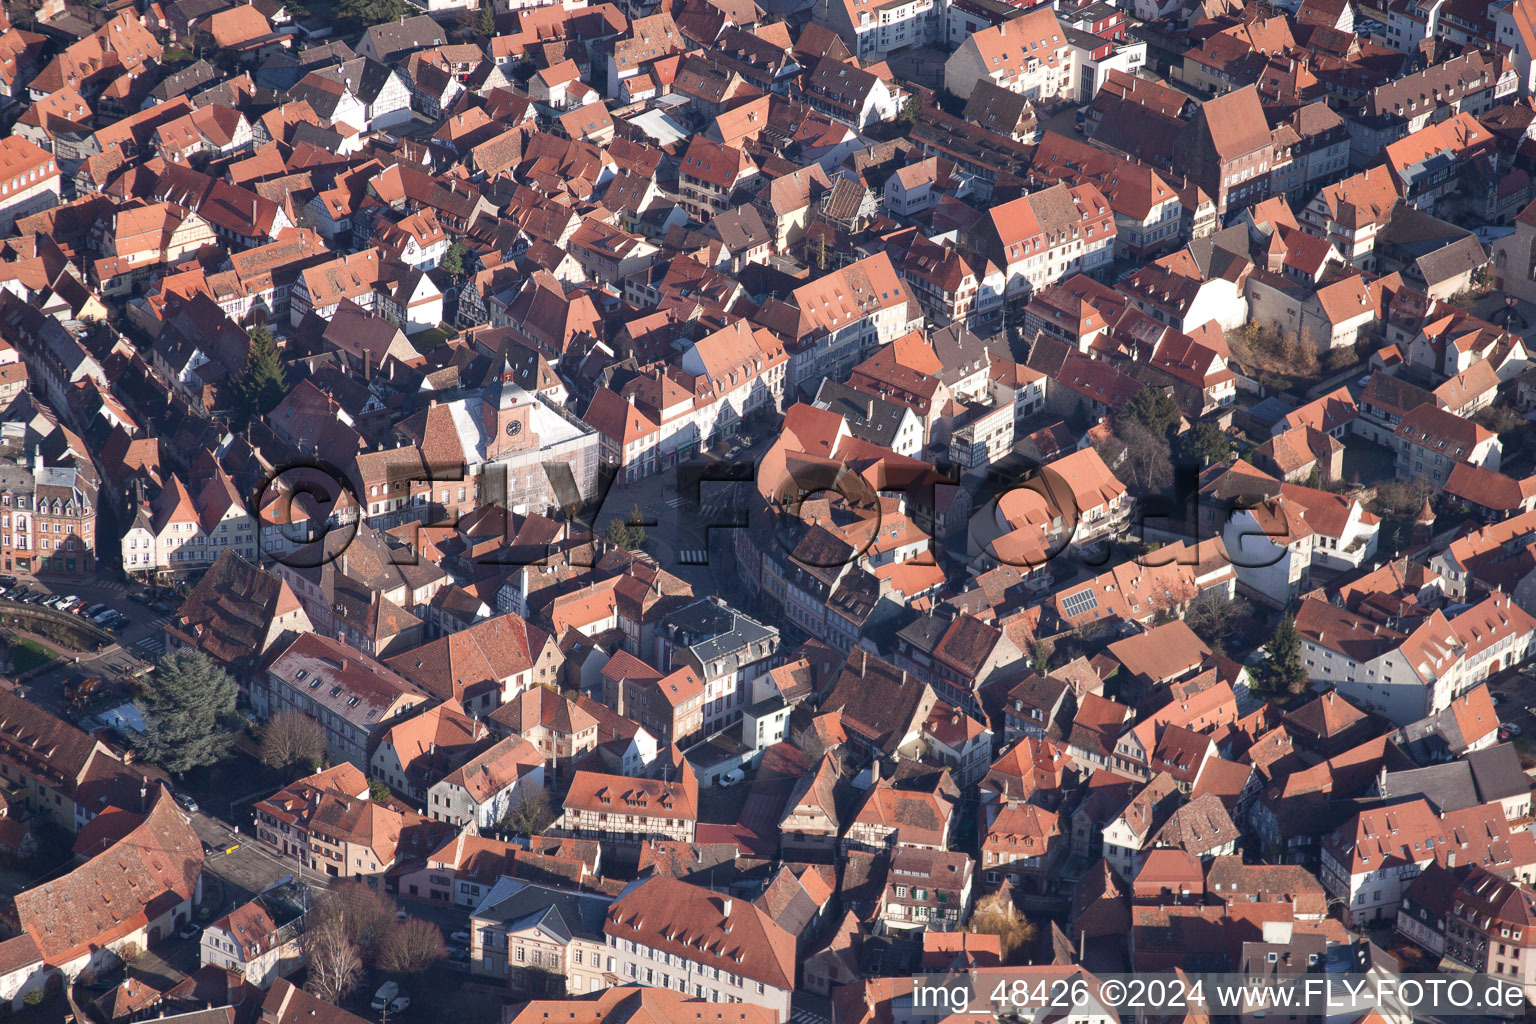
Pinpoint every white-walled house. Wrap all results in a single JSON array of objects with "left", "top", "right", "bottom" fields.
[
  {"left": 1296, "top": 599, "right": 1466, "bottom": 726},
  {"left": 0, "top": 935, "right": 44, "bottom": 1011},
  {"left": 1321, "top": 799, "right": 1441, "bottom": 926},
  {"left": 1450, "top": 593, "right": 1536, "bottom": 685},
  {"left": 821, "top": 0, "right": 939, "bottom": 61},
  {"left": 1221, "top": 497, "right": 1315, "bottom": 607},
  {"left": 1322, "top": 800, "right": 1535, "bottom": 926},
  {"left": 200, "top": 898, "right": 301, "bottom": 988},
  {"left": 1280, "top": 483, "right": 1380, "bottom": 572},
  {"left": 426, "top": 737, "right": 545, "bottom": 830},
  {"left": 944, "top": 8, "right": 1074, "bottom": 102},
  {"left": 122, "top": 470, "right": 259, "bottom": 575},
  {"left": 603, "top": 877, "right": 796, "bottom": 1020}
]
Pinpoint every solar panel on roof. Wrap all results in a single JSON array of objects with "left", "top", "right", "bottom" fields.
[{"left": 1060, "top": 589, "right": 1098, "bottom": 617}]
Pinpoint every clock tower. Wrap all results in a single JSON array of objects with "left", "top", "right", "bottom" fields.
[{"left": 483, "top": 359, "right": 539, "bottom": 458}]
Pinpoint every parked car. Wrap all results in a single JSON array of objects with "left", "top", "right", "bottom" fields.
[
  {"left": 177, "top": 923, "right": 200, "bottom": 940},
  {"left": 175, "top": 793, "right": 198, "bottom": 813},
  {"left": 82, "top": 603, "right": 107, "bottom": 618},
  {"left": 389, "top": 997, "right": 411, "bottom": 1013},
  {"left": 1493, "top": 692, "right": 1507, "bottom": 705},
  {"left": 1506, "top": 723, "right": 1524, "bottom": 737},
  {"left": 129, "top": 592, "right": 151, "bottom": 605},
  {"left": 0, "top": 575, "right": 17, "bottom": 586},
  {"left": 151, "top": 600, "right": 174, "bottom": 614},
  {"left": 719, "top": 768, "right": 744, "bottom": 787},
  {"left": 449, "top": 931, "right": 471, "bottom": 946},
  {"left": 371, "top": 983, "right": 399, "bottom": 1011}
]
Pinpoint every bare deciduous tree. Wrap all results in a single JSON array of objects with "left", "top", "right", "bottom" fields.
[
  {"left": 967, "top": 890, "right": 1037, "bottom": 964},
  {"left": 311, "top": 881, "right": 395, "bottom": 963},
  {"left": 305, "top": 915, "right": 363, "bottom": 1004},
  {"left": 260, "top": 710, "right": 327, "bottom": 775},
  {"left": 1116, "top": 421, "right": 1174, "bottom": 495},
  {"left": 503, "top": 789, "right": 555, "bottom": 836},
  {"left": 380, "top": 917, "right": 447, "bottom": 977}
]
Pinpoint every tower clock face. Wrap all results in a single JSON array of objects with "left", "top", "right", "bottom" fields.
[{"left": 506, "top": 420, "right": 522, "bottom": 437}]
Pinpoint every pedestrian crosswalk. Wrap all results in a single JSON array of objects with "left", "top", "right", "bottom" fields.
[
  {"left": 789, "top": 1010, "right": 828, "bottom": 1024},
  {"left": 666, "top": 496, "right": 691, "bottom": 509},
  {"left": 94, "top": 581, "right": 129, "bottom": 594},
  {"left": 678, "top": 549, "right": 708, "bottom": 564},
  {"left": 131, "top": 618, "right": 172, "bottom": 658}
]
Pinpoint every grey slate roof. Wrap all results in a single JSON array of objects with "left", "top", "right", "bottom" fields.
[
  {"left": 1377, "top": 761, "right": 1478, "bottom": 814},
  {"left": 663, "top": 597, "right": 776, "bottom": 669},
  {"left": 472, "top": 878, "right": 611, "bottom": 941},
  {"left": 1414, "top": 234, "right": 1488, "bottom": 289},
  {"left": 359, "top": 14, "right": 449, "bottom": 60},
  {"left": 811, "top": 378, "right": 907, "bottom": 449},
  {"left": 1467, "top": 742, "right": 1530, "bottom": 804}
]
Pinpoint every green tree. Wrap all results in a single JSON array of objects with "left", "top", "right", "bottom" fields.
[
  {"left": 442, "top": 241, "right": 470, "bottom": 279},
  {"left": 1254, "top": 614, "right": 1307, "bottom": 700},
  {"left": 478, "top": 0, "right": 496, "bottom": 36},
  {"left": 1177, "top": 421, "right": 1232, "bottom": 467},
  {"left": 1030, "top": 638, "right": 1053, "bottom": 673},
  {"left": 604, "top": 505, "right": 647, "bottom": 550},
  {"left": 369, "top": 779, "right": 392, "bottom": 802},
  {"left": 899, "top": 95, "right": 920, "bottom": 127},
  {"left": 1116, "top": 386, "right": 1181, "bottom": 441},
  {"left": 237, "top": 325, "right": 287, "bottom": 420},
  {"left": 136, "top": 649, "right": 240, "bottom": 775},
  {"left": 335, "top": 0, "right": 410, "bottom": 27}
]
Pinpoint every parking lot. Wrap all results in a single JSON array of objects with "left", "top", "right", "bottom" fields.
[
  {"left": 0, "top": 575, "right": 179, "bottom": 712},
  {"left": 1486, "top": 666, "right": 1536, "bottom": 750}
]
